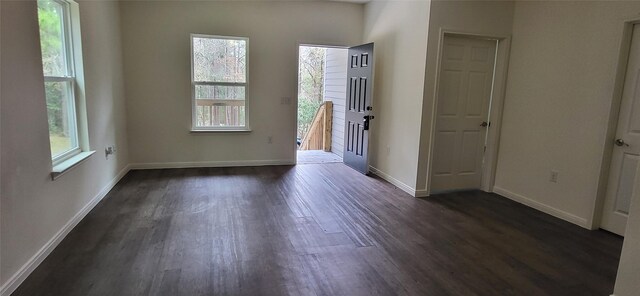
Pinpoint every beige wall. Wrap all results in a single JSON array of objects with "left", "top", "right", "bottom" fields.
[
  {"left": 0, "top": 0, "right": 129, "bottom": 292},
  {"left": 417, "top": 0, "right": 515, "bottom": 192},
  {"left": 120, "top": 1, "right": 363, "bottom": 167},
  {"left": 493, "top": 1, "right": 640, "bottom": 228},
  {"left": 363, "top": 0, "right": 431, "bottom": 191}
]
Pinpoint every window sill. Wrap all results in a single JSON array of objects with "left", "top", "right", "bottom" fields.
[
  {"left": 190, "top": 129, "right": 252, "bottom": 133},
  {"left": 51, "top": 151, "right": 95, "bottom": 180}
]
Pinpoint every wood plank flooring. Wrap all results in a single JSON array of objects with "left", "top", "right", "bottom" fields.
[{"left": 12, "top": 164, "right": 623, "bottom": 296}]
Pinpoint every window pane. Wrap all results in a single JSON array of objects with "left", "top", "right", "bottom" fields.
[
  {"left": 195, "top": 85, "right": 245, "bottom": 100},
  {"left": 193, "top": 37, "right": 246, "bottom": 83},
  {"left": 196, "top": 105, "right": 245, "bottom": 127},
  {"left": 38, "top": 0, "right": 68, "bottom": 77},
  {"left": 45, "top": 81, "right": 78, "bottom": 157}
]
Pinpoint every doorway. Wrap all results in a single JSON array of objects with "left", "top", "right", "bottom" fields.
[
  {"left": 430, "top": 34, "right": 499, "bottom": 193},
  {"left": 296, "top": 45, "right": 348, "bottom": 164},
  {"left": 600, "top": 24, "right": 640, "bottom": 236}
]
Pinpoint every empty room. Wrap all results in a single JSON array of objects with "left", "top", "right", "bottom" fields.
[{"left": 3, "top": 0, "right": 640, "bottom": 295}]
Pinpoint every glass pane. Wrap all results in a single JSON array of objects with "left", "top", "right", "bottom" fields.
[
  {"left": 195, "top": 105, "right": 245, "bottom": 127},
  {"left": 192, "top": 37, "right": 246, "bottom": 83},
  {"left": 38, "top": 0, "right": 68, "bottom": 77},
  {"left": 45, "top": 81, "right": 78, "bottom": 158},
  {"left": 195, "top": 85, "right": 245, "bottom": 100}
]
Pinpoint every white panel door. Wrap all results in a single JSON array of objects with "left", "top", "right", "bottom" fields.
[
  {"left": 601, "top": 24, "right": 640, "bottom": 236},
  {"left": 431, "top": 36, "right": 497, "bottom": 192}
]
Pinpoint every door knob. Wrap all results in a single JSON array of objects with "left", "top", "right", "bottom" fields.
[
  {"left": 615, "top": 139, "right": 630, "bottom": 147},
  {"left": 480, "top": 121, "right": 489, "bottom": 127}
]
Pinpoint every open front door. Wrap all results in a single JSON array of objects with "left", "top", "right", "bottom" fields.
[{"left": 343, "top": 43, "right": 374, "bottom": 174}]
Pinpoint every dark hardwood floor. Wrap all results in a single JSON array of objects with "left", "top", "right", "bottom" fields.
[{"left": 13, "top": 164, "right": 623, "bottom": 296}]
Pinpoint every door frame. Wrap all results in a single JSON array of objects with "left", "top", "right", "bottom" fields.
[
  {"left": 426, "top": 29, "right": 512, "bottom": 194},
  {"left": 293, "top": 43, "right": 349, "bottom": 164},
  {"left": 591, "top": 17, "right": 640, "bottom": 230}
]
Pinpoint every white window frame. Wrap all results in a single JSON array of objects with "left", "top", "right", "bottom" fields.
[
  {"left": 190, "top": 34, "right": 250, "bottom": 132},
  {"left": 38, "top": 0, "right": 92, "bottom": 177}
]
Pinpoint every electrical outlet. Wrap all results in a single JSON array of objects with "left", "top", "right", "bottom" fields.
[
  {"left": 267, "top": 136, "right": 273, "bottom": 144},
  {"left": 386, "top": 146, "right": 391, "bottom": 156},
  {"left": 550, "top": 171, "right": 559, "bottom": 183},
  {"left": 105, "top": 146, "right": 116, "bottom": 159}
]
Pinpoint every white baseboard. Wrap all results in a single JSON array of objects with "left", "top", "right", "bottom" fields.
[
  {"left": 0, "top": 164, "right": 131, "bottom": 296},
  {"left": 369, "top": 166, "right": 419, "bottom": 197},
  {"left": 129, "top": 159, "right": 295, "bottom": 170},
  {"left": 492, "top": 186, "right": 589, "bottom": 229}
]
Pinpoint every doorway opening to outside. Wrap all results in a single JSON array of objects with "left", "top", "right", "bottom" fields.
[{"left": 296, "top": 45, "right": 348, "bottom": 164}]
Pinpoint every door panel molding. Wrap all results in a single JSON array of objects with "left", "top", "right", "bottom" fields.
[{"left": 343, "top": 43, "right": 374, "bottom": 174}]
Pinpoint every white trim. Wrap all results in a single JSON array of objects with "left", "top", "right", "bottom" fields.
[
  {"left": 130, "top": 159, "right": 295, "bottom": 170},
  {"left": 493, "top": 186, "right": 589, "bottom": 229},
  {"left": 43, "top": 76, "right": 74, "bottom": 82},
  {"left": 190, "top": 34, "right": 250, "bottom": 131},
  {"left": 414, "top": 189, "right": 430, "bottom": 197},
  {"left": 369, "top": 166, "right": 418, "bottom": 197},
  {"left": 41, "top": 0, "right": 84, "bottom": 167},
  {"left": 189, "top": 128, "right": 252, "bottom": 133},
  {"left": 51, "top": 150, "right": 95, "bottom": 180},
  {"left": 192, "top": 81, "right": 246, "bottom": 87},
  {"left": 0, "top": 164, "right": 131, "bottom": 296},
  {"left": 299, "top": 43, "right": 349, "bottom": 50}
]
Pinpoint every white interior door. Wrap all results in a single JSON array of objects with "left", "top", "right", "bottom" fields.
[
  {"left": 601, "top": 24, "right": 640, "bottom": 236},
  {"left": 431, "top": 35, "right": 497, "bottom": 193}
]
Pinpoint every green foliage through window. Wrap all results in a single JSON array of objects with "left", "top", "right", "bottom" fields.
[
  {"left": 38, "top": 0, "right": 79, "bottom": 158},
  {"left": 297, "top": 46, "right": 326, "bottom": 140},
  {"left": 192, "top": 35, "right": 248, "bottom": 128}
]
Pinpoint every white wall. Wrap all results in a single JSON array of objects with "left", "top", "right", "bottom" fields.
[
  {"left": 416, "top": 0, "right": 515, "bottom": 191},
  {"left": 493, "top": 1, "right": 640, "bottom": 228},
  {"left": 323, "top": 48, "right": 348, "bottom": 157},
  {"left": 363, "top": 0, "right": 431, "bottom": 192},
  {"left": 614, "top": 164, "right": 640, "bottom": 295},
  {"left": 120, "top": 1, "right": 363, "bottom": 168},
  {"left": 0, "top": 0, "right": 129, "bottom": 293}
]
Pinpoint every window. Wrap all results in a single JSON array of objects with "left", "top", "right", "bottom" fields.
[
  {"left": 37, "top": 0, "right": 83, "bottom": 164},
  {"left": 191, "top": 35, "right": 249, "bottom": 131}
]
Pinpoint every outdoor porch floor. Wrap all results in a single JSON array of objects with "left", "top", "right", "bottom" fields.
[{"left": 296, "top": 150, "right": 342, "bottom": 164}]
